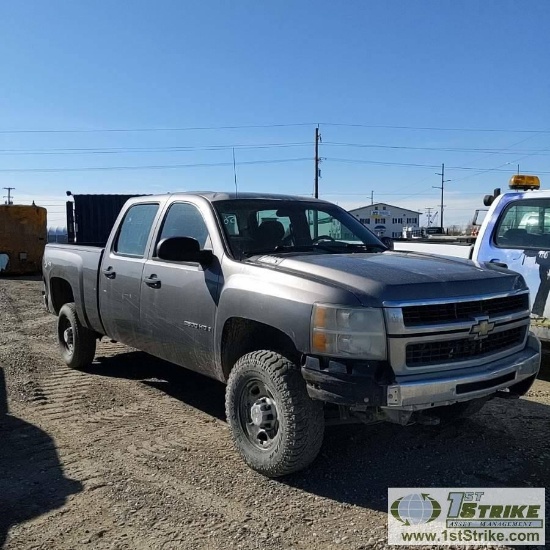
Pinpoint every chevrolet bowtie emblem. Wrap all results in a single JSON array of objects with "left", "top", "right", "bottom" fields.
[{"left": 470, "top": 317, "right": 495, "bottom": 340}]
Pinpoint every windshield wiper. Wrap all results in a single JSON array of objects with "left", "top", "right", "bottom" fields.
[
  {"left": 242, "top": 245, "right": 315, "bottom": 258},
  {"left": 313, "top": 242, "right": 386, "bottom": 253},
  {"left": 242, "top": 242, "right": 386, "bottom": 258},
  {"left": 340, "top": 242, "right": 387, "bottom": 252},
  {"left": 242, "top": 241, "right": 386, "bottom": 258}
]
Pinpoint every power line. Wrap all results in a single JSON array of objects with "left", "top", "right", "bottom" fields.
[
  {"left": 1, "top": 156, "right": 547, "bottom": 175},
  {"left": 451, "top": 141, "right": 550, "bottom": 184},
  {"left": 1, "top": 141, "right": 549, "bottom": 158},
  {"left": 326, "top": 158, "right": 550, "bottom": 173},
  {"left": 0, "top": 122, "right": 549, "bottom": 134},
  {"left": 0, "top": 142, "right": 312, "bottom": 155},
  {"left": 321, "top": 142, "right": 550, "bottom": 155},
  {"left": 0, "top": 123, "right": 317, "bottom": 134},
  {"left": 0, "top": 157, "right": 311, "bottom": 174},
  {"left": 320, "top": 123, "right": 550, "bottom": 134},
  {"left": 448, "top": 132, "right": 549, "bottom": 183}
]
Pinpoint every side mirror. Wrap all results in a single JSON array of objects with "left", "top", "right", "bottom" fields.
[
  {"left": 483, "top": 187, "right": 501, "bottom": 207},
  {"left": 157, "top": 237, "right": 214, "bottom": 265}
]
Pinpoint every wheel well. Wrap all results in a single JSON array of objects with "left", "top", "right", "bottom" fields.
[
  {"left": 221, "top": 318, "right": 300, "bottom": 380},
  {"left": 50, "top": 278, "right": 74, "bottom": 314}
]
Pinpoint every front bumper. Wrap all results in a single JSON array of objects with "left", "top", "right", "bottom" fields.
[
  {"left": 385, "top": 334, "right": 540, "bottom": 411},
  {"left": 302, "top": 334, "right": 541, "bottom": 410}
]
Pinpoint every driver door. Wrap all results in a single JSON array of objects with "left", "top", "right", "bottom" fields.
[{"left": 139, "top": 201, "right": 221, "bottom": 377}]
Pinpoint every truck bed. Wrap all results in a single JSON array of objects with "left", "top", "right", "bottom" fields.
[{"left": 43, "top": 243, "right": 105, "bottom": 334}]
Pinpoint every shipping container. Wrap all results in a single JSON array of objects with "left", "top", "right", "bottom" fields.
[
  {"left": 67, "top": 194, "right": 143, "bottom": 246},
  {"left": 0, "top": 204, "right": 47, "bottom": 275}
]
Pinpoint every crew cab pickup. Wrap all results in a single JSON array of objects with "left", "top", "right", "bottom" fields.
[{"left": 43, "top": 192, "right": 540, "bottom": 476}]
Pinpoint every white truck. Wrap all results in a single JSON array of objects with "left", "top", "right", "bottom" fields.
[{"left": 395, "top": 174, "right": 550, "bottom": 342}]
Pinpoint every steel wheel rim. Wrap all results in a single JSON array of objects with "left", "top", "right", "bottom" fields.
[
  {"left": 238, "top": 379, "right": 280, "bottom": 451},
  {"left": 59, "top": 316, "right": 74, "bottom": 354}
]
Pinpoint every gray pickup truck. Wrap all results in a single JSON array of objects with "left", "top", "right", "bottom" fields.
[{"left": 43, "top": 192, "right": 540, "bottom": 476}]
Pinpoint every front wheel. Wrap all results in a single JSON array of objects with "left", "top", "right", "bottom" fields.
[
  {"left": 225, "top": 350, "right": 325, "bottom": 477},
  {"left": 57, "top": 303, "right": 97, "bottom": 369}
]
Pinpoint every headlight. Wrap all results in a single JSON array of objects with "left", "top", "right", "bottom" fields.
[{"left": 311, "top": 303, "right": 387, "bottom": 360}]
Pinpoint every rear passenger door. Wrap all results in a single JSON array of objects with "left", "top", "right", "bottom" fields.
[
  {"left": 99, "top": 202, "right": 160, "bottom": 347},
  {"left": 139, "top": 201, "right": 221, "bottom": 377}
]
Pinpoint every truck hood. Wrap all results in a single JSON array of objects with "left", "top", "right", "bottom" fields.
[{"left": 253, "top": 251, "right": 526, "bottom": 307}]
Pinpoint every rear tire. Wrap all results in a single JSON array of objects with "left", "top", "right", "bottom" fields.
[
  {"left": 225, "top": 350, "right": 324, "bottom": 477},
  {"left": 57, "top": 303, "right": 96, "bottom": 369}
]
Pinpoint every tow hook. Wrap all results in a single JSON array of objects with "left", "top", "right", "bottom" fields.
[
  {"left": 415, "top": 413, "right": 441, "bottom": 426},
  {"left": 382, "top": 408, "right": 441, "bottom": 426},
  {"left": 494, "top": 390, "right": 520, "bottom": 399},
  {"left": 381, "top": 408, "right": 413, "bottom": 426}
]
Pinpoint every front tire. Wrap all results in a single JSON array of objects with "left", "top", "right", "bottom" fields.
[
  {"left": 225, "top": 350, "right": 324, "bottom": 477},
  {"left": 57, "top": 303, "right": 96, "bottom": 369}
]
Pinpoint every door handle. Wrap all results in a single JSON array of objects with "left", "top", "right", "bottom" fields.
[
  {"left": 489, "top": 259, "right": 508, "bottom": 269},
  {"left": 144, "top": 275, "right": 161, "bottom": 289},
  {"left": 102, "top": 268, "right": 116, "bottom": 279}
]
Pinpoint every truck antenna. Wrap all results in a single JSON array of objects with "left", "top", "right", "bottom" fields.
[{"left": 233, "top": 148, "right": 238, "bottom": 198}]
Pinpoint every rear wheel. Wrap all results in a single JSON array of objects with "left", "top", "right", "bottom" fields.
[
  {"left": 57, "top": 303, "right": 96, "bottom": 369},
  {"left": 225, "top": 350, "right": 324, "bottom": 477}
]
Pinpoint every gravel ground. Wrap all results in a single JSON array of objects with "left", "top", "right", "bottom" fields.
[{"left": 0, "top": 276, "right": 548, "bottom": 550}]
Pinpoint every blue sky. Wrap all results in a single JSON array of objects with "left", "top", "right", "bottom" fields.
[{"left": 1, "top": 1, "right": 549, "bottom": 228}]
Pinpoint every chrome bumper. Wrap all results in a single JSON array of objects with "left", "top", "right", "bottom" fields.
[{"left": 384, "top": 334, "right": 541, "bottom": 411}]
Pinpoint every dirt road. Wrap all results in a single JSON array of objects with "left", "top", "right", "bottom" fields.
[{"left": 1, "top": 277, "right": 549, "bottom": 549}]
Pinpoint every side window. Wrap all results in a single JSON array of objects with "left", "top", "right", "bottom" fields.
[
  {"left": 114, "top": 203, "right": 159, "bottom": 257},
  {"left": 495, "top": 200, "right": 550, "bottom": 249},
  {"left": 157, "top": 202, "right": 211, "bottom": 251}
]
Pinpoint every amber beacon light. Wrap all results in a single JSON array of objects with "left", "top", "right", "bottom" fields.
[{"left": 509, "top": 174, "right": 541, "bottom": 191}]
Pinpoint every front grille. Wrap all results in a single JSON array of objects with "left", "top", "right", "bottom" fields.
[
  {"left": 402, "top": 294, "right": 529, "bottom": 326},
  {"left": 406, "top": 326, "right": 526, "bottom": 367}
]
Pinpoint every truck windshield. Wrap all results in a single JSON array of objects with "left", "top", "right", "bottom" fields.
[{"left": 213, "top": 199, "right": 386, "bottom": 259}]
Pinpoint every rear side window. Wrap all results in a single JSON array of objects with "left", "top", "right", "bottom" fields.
[
  {"left": 114, "top": 203, "right": 159, "bottom": 256},
  {"left": 157, "top": 202, "right": 211, "bottom": 250},
  {"left": 495, "top": 199, "right": 550, "bottom": 250}
]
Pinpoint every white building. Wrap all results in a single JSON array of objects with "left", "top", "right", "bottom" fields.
[{"left": 347, "top": 203, "right": 422, "bottom": 238}]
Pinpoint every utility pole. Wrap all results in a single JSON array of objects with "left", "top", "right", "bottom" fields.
[
  {"left": 425, "top": 207, "right": 434, "bottom": 227},
  {"left": 313, "top": 126, "right": 322, "bottom": 238},
  {"left": 314, "top": 126, "right": 321, "bottom": 199},
  {"left": 3, "top": 187, "right": 14, "bottom": 205},
  {"left": 370, "top": 190, "right": 374, "bottom": 205},
  {"left": 434, "top": 164, "right": 450, "bottom": 233}
]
